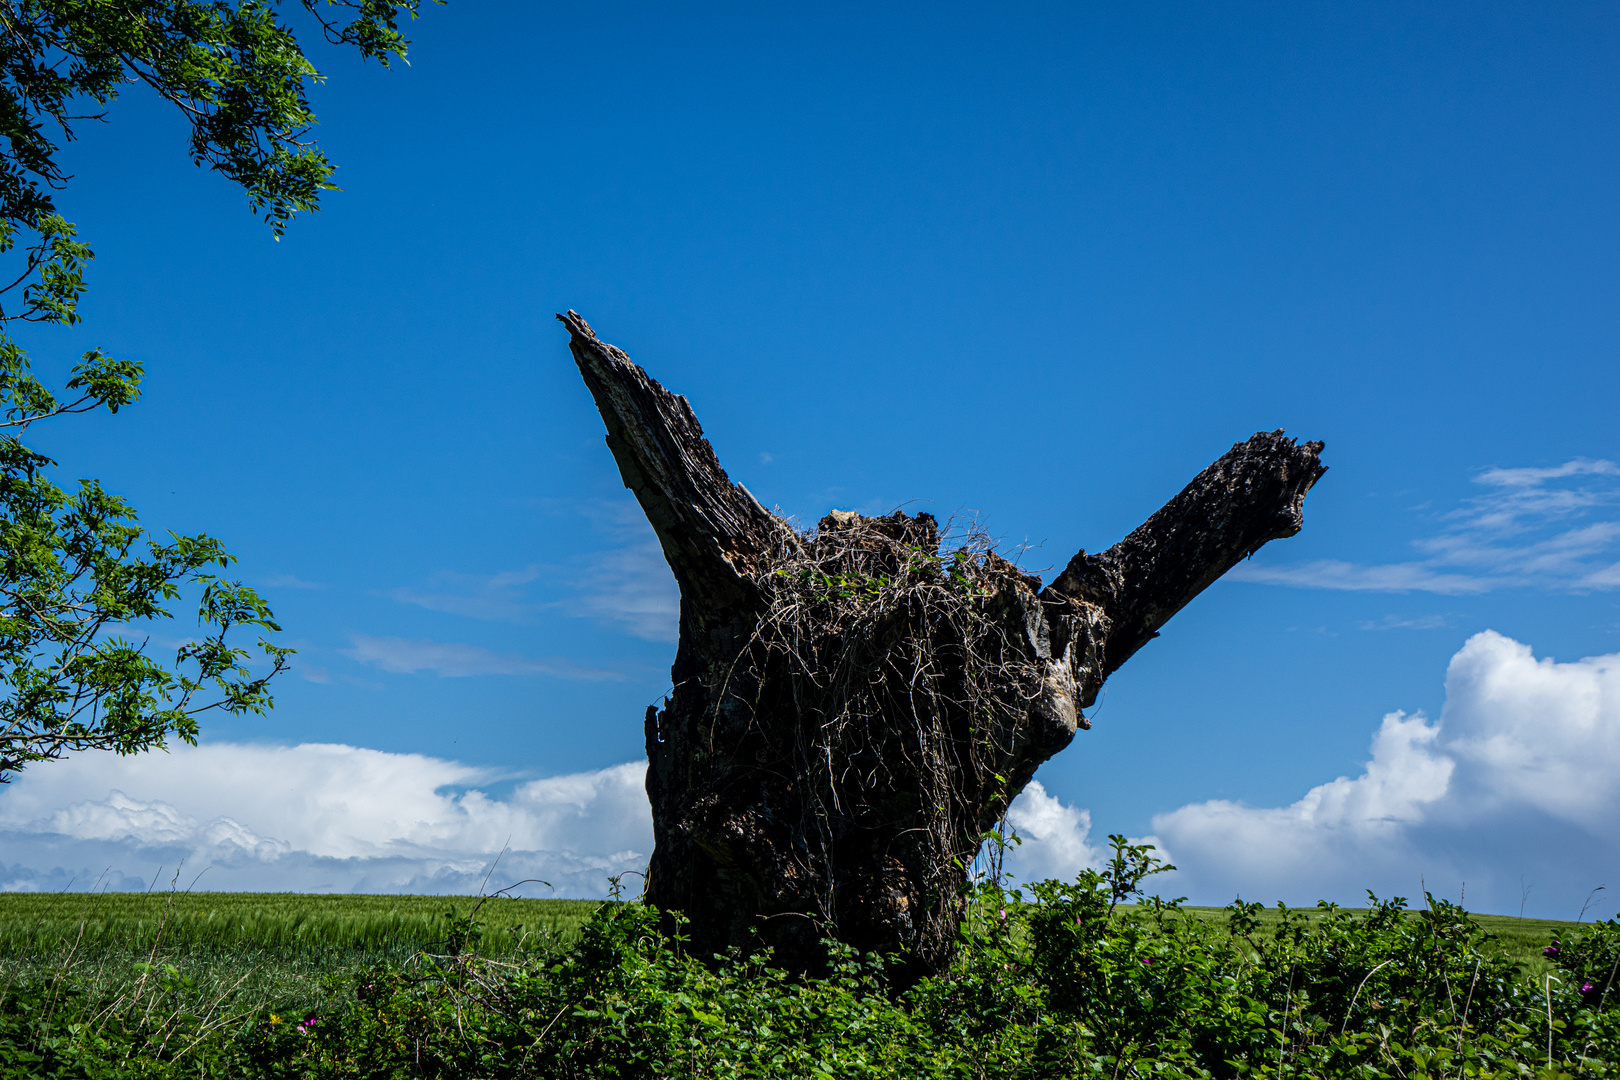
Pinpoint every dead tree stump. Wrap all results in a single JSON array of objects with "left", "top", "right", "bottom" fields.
[{"left": 560, "top": 310, "right": 1325, "bottom": 981}]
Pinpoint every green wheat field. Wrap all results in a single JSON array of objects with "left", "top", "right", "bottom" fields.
[
  {"left": 0, "top": 892, "right": 604, "bottom": 1010},
  {"left": 0, "top": 891, "right": 1583, "bottom": 1012}
]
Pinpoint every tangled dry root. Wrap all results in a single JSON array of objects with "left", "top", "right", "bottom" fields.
[{"left": 703, "top": 509, "right": 1108, "bottom": 965}]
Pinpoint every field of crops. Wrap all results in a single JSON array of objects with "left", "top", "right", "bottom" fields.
[
  {"left": 0, "top": 891, "right": 1582, "bottom": 994},
  {"left": 0, "top": 892, "right": 605, "bottom": 1010},
  {"left": 0, "top": 892, "right": 1583, "bottom": 960},
  {"left": 2, "top": 891, "right": 1613, "bottom": 1077},
  {"left": 1173, "top": 904, "right": 1580, "bottom": 973},
  {"left": 0, "top": 891, "right": 601, "bottom": 954}
]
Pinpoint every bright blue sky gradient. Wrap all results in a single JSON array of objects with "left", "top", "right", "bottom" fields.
[{"left": 11, "top": 2, "right": 1620, "bottom": 891}]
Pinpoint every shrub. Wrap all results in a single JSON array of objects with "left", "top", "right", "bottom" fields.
[{"left": 4, "top": 861, "right": 1618, "bottom": 1079}]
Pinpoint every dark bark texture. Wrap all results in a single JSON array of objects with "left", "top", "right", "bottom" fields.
[{"left": 559, "top": 310, "right": 1326, "bottom": 980}]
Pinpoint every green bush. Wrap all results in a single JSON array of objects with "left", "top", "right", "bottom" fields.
[{"left": 4, "top": 857, "right": 1618, "bottom": 1079}]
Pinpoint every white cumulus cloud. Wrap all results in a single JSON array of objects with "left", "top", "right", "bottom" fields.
[
  {"left": 0, "top": 743, "right": 652, "bottom": 897},
  {"left": 1149, "top": 711, "right": 1453, "bottom": 902},
  {"left": 1003, "top": 780, "right": 1104, "bottom": 884},
  {"left": 1145, "top": 630, "right": 1620, "bottom": 917},
  {"left": 980, "top": 631, "right": 1620, "bottom": 917}
]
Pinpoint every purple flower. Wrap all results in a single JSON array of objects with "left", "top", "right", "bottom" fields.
[
  {"left": 1544, "top": 945, "right": 1561, "bottom": 957},
  {"left": 297, "top": 1013, "right": 319, "bottom": 1034},
  {"left": 1583, "top": 983, "right": 1595, "bottom": 994}
]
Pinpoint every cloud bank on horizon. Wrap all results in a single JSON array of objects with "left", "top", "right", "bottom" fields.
[
  {"left": 0, "top": 747, "right": 651, "bottom": 897},
  {"left": 3, "top": 632, "right": 1616, "bottom": 920}
]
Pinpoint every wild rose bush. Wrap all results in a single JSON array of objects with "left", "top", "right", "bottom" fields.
[{"left": 4, "top": 847, "right": 1618, "bottom": 1079}]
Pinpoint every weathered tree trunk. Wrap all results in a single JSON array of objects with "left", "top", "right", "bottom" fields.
[{"left": 560, "top": 310, "right": 1325, "bottom": 980}]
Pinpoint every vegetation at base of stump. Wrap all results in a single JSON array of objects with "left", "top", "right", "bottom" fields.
[{"left": 3, "top": 852, "right": 1618, "bottom": 1078}]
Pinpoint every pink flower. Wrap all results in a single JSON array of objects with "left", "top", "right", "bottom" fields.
[{"left": 1583, "top": 983, "right": 1595, "bottom": 994}]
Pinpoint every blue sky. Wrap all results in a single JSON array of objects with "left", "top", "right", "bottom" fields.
[{"left": 3, "top": 1, "right": 1619, "bottom": 917}]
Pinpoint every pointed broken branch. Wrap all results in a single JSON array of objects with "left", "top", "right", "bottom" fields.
[
  {"left": 559, "top": 310, "right": 788, "bottom": 613},
  {"left": 1046, "top": 430, "right": 1327, "bottom": 679}
]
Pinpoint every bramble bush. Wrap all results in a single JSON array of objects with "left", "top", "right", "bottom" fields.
[{"left": 4, "top": 848, "right": 1618, "bottom": 1079}]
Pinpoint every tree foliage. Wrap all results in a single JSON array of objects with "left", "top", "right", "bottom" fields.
[{"left": 0, "top": 0, "right": 429, "bottom": 780}]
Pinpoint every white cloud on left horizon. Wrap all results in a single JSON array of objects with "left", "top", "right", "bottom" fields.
[
  {"left": 0, "top": 745, "right": 651, "bottom": 897},
  {"left": 0, "top": 738, "right": 1092, "bottom": 901}
]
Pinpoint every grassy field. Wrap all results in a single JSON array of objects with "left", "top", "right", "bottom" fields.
[
  {"left": 0, "top": 891, "right": 601, "bottom": 954},
  {"left": 0, "top": 892, "right": 1612, "bottom": 1076},
  {"left": 0, "top": 892, "right": 1581, "bottom": 958},
  {"left": 0, "top": 892, "right": 605, "bottom": 1010},
  {"left": 0, "top": 892, "right": 1582, "bottom": 977},
  {"left": 1168, "top": 904, "right": 1578, "bottom": 973}
]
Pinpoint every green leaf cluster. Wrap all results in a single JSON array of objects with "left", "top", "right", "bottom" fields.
[
  {"left": 0, "top": 0, "right": 430, "bottom": 779},
  {"left": 0, "top": 435, "right": 291, "bottom": 778},
  {"left": 774, "top": 544, "right": 991, "bottom": 610}
]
